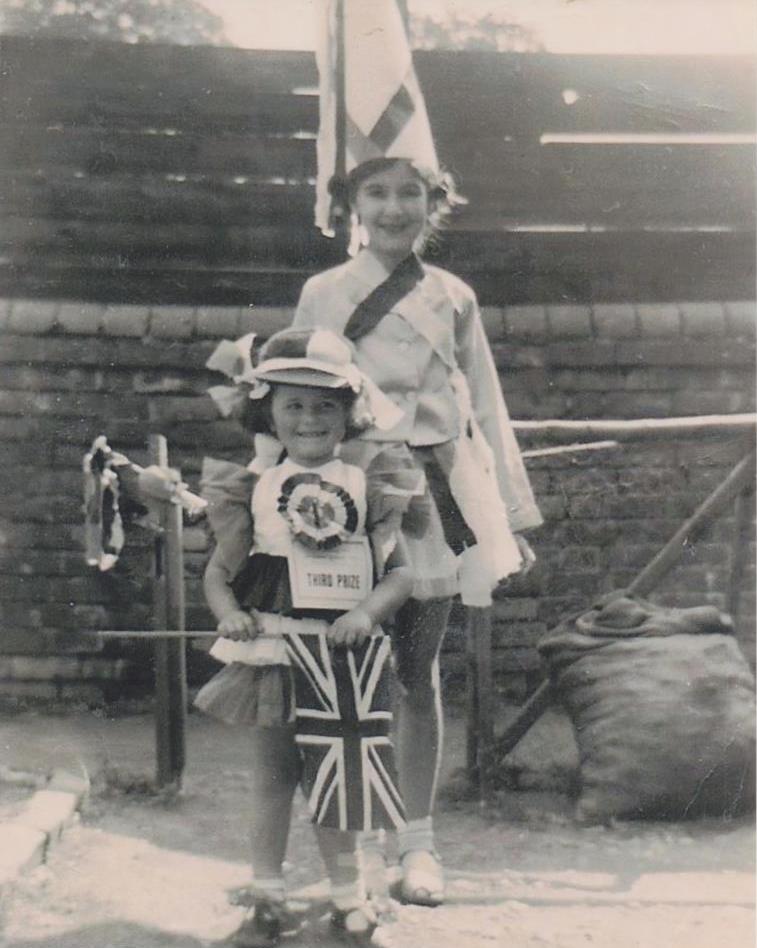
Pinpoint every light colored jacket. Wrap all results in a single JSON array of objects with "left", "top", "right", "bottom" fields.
[{"left": 293, "top": 250, "right": 542, "bottom": 533}]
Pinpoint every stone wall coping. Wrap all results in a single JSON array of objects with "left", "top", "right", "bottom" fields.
[{"left": 0, "top": 299, "right": 753, "bottom": 343}]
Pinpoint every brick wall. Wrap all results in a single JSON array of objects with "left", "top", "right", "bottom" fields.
[{"left": 0, "top": 299, "right": 754, "bottom": 703}]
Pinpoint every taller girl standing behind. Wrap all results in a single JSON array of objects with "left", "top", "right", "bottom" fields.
[{"left": 293, "top": 156, "right": 543, "bottom": 906}]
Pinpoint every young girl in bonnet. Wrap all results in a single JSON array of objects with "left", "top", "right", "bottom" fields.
[
  {"left": 197, "top": 327, "right": 420, "bottom": 946},
  {"left": 293, "top": 156, "right": 542, "bottom": 906}
]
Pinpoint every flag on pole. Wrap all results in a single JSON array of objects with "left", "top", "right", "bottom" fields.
[
  {"left": 285, "top": 628, "right": 406, "bottom": 832},
  {"left": 83, "top": 435, "right": 127, "bottom": 571},
  {"left": 314, "top": 0, "right": 439, "bottom": 235}
]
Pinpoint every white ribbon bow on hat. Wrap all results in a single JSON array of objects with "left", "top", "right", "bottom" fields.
[{"left": 206, "top": 329, "right": 404, "bottom": 432}]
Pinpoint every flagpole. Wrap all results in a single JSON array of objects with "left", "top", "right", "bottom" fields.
[
  {"left": 333, "top": 0, "right": 349, "bottom": 250},
  {"left": 334, "top": 0, "right": 346, "bottom": 181},
  {"left": 396, "top": 0, "right": 410, "bottom": 35}
]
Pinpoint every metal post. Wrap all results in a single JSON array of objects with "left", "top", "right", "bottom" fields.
[{"left": 149, "top": 434, "right": 187, "bottom": 790}]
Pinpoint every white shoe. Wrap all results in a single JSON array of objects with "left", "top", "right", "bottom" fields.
[{"left": 399, "top": 849, "right": 444, "bottom": 907}]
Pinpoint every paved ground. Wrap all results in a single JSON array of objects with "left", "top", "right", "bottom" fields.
[{"left": 0, "top": 705, "right": 754, "bottom": 947}]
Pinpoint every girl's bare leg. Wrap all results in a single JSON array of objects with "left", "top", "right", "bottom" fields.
[
  {"left": 314, "top": 826, "right": 360, "bottom": 897},
  {"left": 228, "top": 726, "right": 300, "bottom": 946},
  {"left": 392, "top": 597, "right": 452, "bottom": 820},
  {"left": 247, "top": 725, "right": 300, "bottom": 889},
  {"left": 315, "top": 826, "right": 376, "bottom": 936},
  {"left": 391, "top": 597, "right": 452, "bottom": 905}
]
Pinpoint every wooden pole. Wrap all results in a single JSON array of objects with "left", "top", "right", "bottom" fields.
[
  {"left": 492, "top": 680, "right": 555, "bottom": 761},
  {"left": 512, "top": 414, "right": 756, "bottom": 445},
  {"left": 625, "top": 449, "right": 756, "bottom": 599},
  {"left": 93, "top": 629, "right": 215, "bottom": 639},
  {"left": 149, "top": 435, "right": 187, "bottom": 790},
  {"left": 466, "top": 607, "right": 494, "bottom": 798},
  {"left": 465, "top": 623, "right": 479, "bottom": 780},
  {"left": 522, "top": 440, "right": 618, "bottom": 459},
  {"left": 728, "top": 481, "right": 755, "bottom": 631},
  {"left": 335, "top": 0, "right": 346, "bottom": 182},
  {"left": 332, "top": 0, "right": 349, "bottom": 254},
  {"left": 396, "top": 0, "right": 411, "bottom": 36}
]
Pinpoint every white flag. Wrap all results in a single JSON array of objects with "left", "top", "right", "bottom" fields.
[{"left": 315, "top": 0, "right": 439, "bottom": 235}]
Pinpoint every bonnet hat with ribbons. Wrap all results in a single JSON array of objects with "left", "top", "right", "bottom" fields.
[{"left": 206, "top": 327, "right": 403, "bottom": 432}]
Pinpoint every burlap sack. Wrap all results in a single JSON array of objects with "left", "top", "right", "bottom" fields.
[{"left": 539, "top": 596, "right": 756, "bottom": 824}]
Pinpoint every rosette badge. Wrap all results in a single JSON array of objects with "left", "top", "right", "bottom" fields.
[{"left": 278, "top": 472, "right": 358, "bottom": 551}]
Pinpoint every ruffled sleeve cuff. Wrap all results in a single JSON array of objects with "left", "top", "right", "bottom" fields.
[{"left": 200, "top": 457, "right": 256, "bottom": 578}]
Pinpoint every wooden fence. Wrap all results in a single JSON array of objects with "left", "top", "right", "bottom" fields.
[{"left": 0, "top": 36, "right": 754, "bottom": 305}]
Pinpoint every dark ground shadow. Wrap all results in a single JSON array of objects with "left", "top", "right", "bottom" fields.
[
  {"left": 3, "top": 921, "right": 209, "bottom": 948},
  {"left": 2, "top": 907, "right": 380, "bottom": 948}
]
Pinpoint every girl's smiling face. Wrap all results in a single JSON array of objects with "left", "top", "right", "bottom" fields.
[
  {"left": 353, "top": 161, "right": 429, "bottom": 267},
  {"left": 269, "top": 384, "right": 349, "bottom": 467}
]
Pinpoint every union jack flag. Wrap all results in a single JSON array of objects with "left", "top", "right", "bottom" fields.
[{"left": 284, "top": 629, "right": 406, "bottom": 832}]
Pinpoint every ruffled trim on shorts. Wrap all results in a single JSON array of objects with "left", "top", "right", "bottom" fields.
[{"left": 193, "top": 662, "right": 294, "bottom": 726}]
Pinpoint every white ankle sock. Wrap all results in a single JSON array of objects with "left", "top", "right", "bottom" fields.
[
  {"left": 253, "top": 876, "right": 286, "bottom": 902},
  {"left": 330, "top": 880, "right": 364, "bottom": 912},
  {"left": 359, "top": 828, "right": 385, "bottom": 855},
  {"left": 397, "top": 816, "right": 434, "bottom": 858}
]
